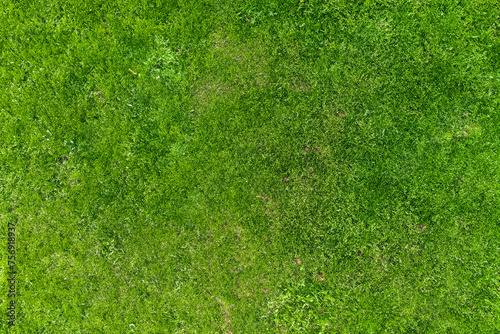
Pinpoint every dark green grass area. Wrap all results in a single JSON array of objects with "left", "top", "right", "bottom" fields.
[{"left": 1, "top": 0, "right": 500, "bottom": 332}]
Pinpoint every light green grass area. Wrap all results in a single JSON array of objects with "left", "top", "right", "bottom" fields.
[{"left": 1, "top": 0, "right": 500, "bottom": 333}]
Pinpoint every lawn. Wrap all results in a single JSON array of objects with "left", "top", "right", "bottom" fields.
[{"left": 1, "top": 0, "right": 499, "bottom": 333}]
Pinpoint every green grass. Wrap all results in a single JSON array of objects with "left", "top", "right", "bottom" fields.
[{"left": 1, "top": 0, "right": 499, "bottom": 332}]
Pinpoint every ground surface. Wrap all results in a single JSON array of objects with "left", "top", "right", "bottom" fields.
[{"left": 1, "top": 0, "right": 500, "bottom": 333}]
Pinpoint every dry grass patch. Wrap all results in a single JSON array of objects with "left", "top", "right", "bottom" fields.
[
  {"left": 194, "top": 79, "right": 232, "bottom": 107},
  {"left": 209, "top": 30, "right": 270, "bottom": 87}
]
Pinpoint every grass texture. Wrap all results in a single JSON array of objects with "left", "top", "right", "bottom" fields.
[{"left": 1, "top": 0, "right": 500, "bottom": 332}]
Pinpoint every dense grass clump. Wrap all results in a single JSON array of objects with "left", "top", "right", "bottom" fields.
[{"left": 1, "top": 0, "right": 499, "bottom": 332}]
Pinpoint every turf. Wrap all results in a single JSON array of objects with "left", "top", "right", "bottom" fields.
[{"left": 1, "top": 0, "right": 499, "bottom": 333}]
